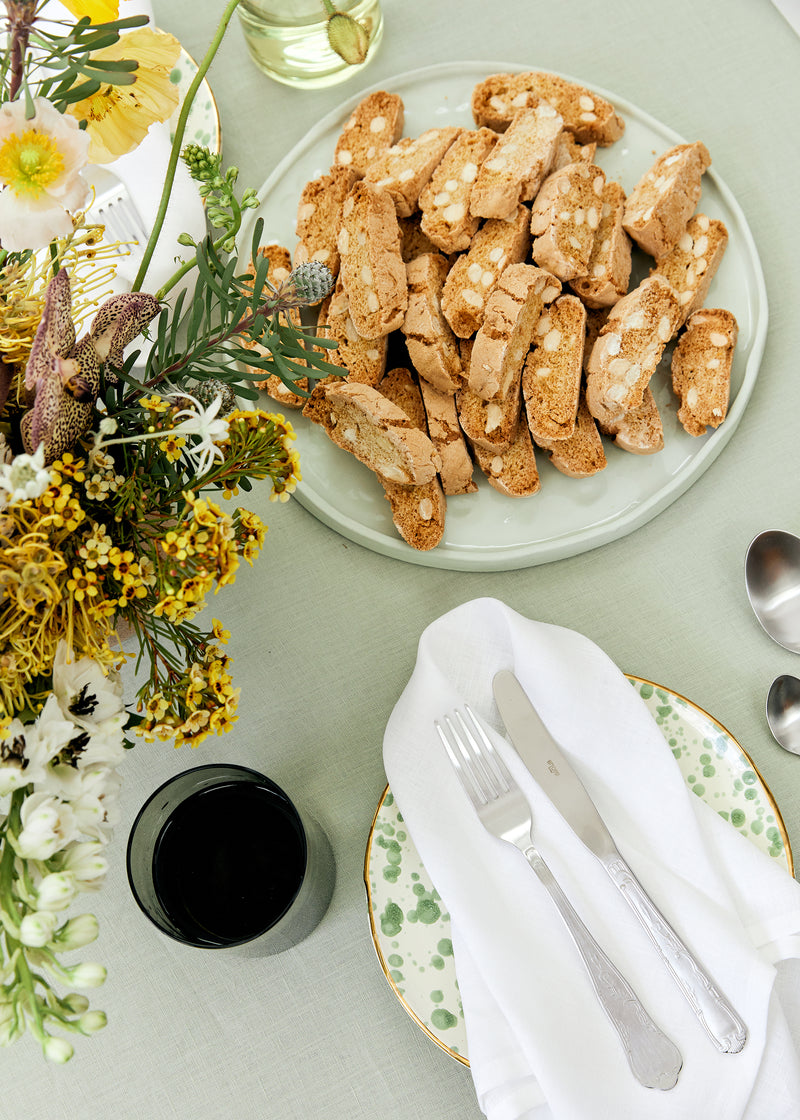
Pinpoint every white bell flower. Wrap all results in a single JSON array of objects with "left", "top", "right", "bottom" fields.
[
  {"left": 36, "top": 872, "right": 78, "bottom": 912},
  {"left": 15, "top": 793, "right": 79, "bottom": 861},
  {"left": 18, "top": 910, "right": 58, "bottom": 948}
]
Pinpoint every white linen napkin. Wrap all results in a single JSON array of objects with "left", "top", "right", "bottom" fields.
[
  {"left": 772, "top": 0, "right": 800, "bottom": 37},
  {"left": 383, "top": 597, "right": 800, "bottom": 1120}
]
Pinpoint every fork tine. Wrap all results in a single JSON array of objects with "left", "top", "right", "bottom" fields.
[
  {"left": 462, "top": 705, "right": 514, "bottom": 794},
  {"left": 435, "top": 718, "right": 485, "bottom": 807},
  {"left": 453, "top": 710, "right": 501, "bottom": 801}
]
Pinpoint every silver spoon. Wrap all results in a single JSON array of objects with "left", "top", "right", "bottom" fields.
[
  {"left": 745, "top": 530, "right": 800, "bottom": 653},
  {"left": 766, "top": 675, "right": 800, "bottom": 755}
]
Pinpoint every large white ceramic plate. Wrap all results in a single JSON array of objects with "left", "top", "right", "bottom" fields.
[
  {"left": 363, "top": 677, "right": 792, "bottom": 1064},
  {"left": 244, "top": 61, "right": 767, "bottom": 571}
]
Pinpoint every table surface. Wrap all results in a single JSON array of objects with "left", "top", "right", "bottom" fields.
[{"left": 10, "top": 1, "right": 800, "bottom": 1117}]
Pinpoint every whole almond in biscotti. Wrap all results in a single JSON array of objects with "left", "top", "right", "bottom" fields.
[
  {"left": 598, "top": 385, "right": 664, "bottom": 454},
  {"left": 534, "top": 393, "right": 607, "bottom": 478},
  {"left": 471, "top": 71, "right": 625, "bottom": 146},
  {"left": 649, "top": 213, "right": 728, "bottom": 324},
  {"left": 363, "top": 127, "right": 463, "bottom": 217},
  {"left": 306, "top": 380, "right": 441, "bottom": 485},
  {"left": 470, "top": 422, "right": 540, "bottom": 497},
  {"left": 333, "top": 90, "right": 405, "bottom": 176},
  {"left": 622, "top": 141, "right": 711, "bottom": 258},
  {"left": 315, "top": 277, "right": 387, "bottom": 387},
  {"left": 294, "top": 165, "right": 359, "bottom": 276},
  {"left": 530, "top": 161, "right": 606, "bottom": 281},
  {"left": 522, "top": 294, "right": 585, "bottom": 444},
  {"left": 242, "top": 244, "right": 308, "bottom": 405},
  {"left": 417, "top": 377, "right": 477, "bottom": 495},
  {"left": 470, "top": 104, "right": 563, "bottom": 220},
  {"left": 456, "top": 378, "right": 521, "bottom": 453},
  {"left": 468, "top": 264, "right": 562, "bottom": 401},
  {"left": 585, "top": 275, "right": 681, "bottom": 427},
  {"left": 401, "top": 252, "right": 464, "bottom": 395},
  {"left": 418, "top": 127, "right": 498, "bottom": 253},
  {"left": 671, "top": 308, "right": 738, "bottom": 436},
  {"left": 570, "top": 180, "right": 632, "bottom": 308},
  {"left": 441, "top": 203, "right": 531, "bottom": 338},
  {"left": 337, "top": 181, "right": 408, "bottom": 338}
]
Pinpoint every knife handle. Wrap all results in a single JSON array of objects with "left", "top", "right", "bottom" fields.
[
  {"left": 522, "top": 845, "right": 682, "bottom": 1090},
  {"left": 601, "top": 854, "right": 747, "bottom": 1053}
]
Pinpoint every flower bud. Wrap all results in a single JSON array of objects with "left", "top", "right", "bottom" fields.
[
  {"left": 36, "top": 872, "right": 77, "bottom": 912},
  {"left": 65, "top": 961, "right": 106, "bottom": 988},
  {"left": 43, "top": 1036, "right": 74, "bottom": 1064},
  {"left": 78, "top": 1010, "right": 107, "bottom": 1035},
  {"left": 54, "top": 913, "right": 99, "bottom": 951},
  {"left": 19, "top": 911, "right": 58, "bottom": 948},
  {"left": 61, "top": 992, "right": 90, "bottom": 1015},
  {"left": 326, "top": 11, "right": 370, "bottom": 64}
]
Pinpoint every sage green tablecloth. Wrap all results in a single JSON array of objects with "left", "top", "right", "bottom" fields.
[{"left": 12, "top": 1, "right": 800, "bottom": 1117}]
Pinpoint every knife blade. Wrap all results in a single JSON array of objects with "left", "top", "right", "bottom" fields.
[{"left": 492, "top": 669, "right": 747, "bottom": 1055}]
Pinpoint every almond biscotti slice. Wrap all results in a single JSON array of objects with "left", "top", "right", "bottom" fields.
[
  {"left": 315, "top": 277, "right": 387, "bottom": 386},
  {"left": 456, "top": 379, "right": 521, "bottom": 453},
  {"left": 363, "top": 127, "right": 463, "bottom": 218},
  {"left": 552, "top": 131, "right": 597, "bottom": 170},
  {"left": 303, "top": 380, "right": 441, "bottom": 485},
  {"left": 534, "top": 393, "right": 607, "bottom": 478},
  {"left": 598, "top": 386, "right": 664, "bottom": 454},
  {"left": 522, "top": 294, "right": 585, "bottom": 443},
  {"left": 470, "top": 423, "right": 540, "bottom": 497},
  {"left": 471, "top": 72, "right": 625, "bottom": 146},
  {"left": 397, "top": 215, "right": 443, "bottom": 262},
  {"left": 468, "top": 264, "right": 562, "bottom": 401},
  {"left": 470, "top": 105, "right": 563, "bottom": 220},
  {"left": 294, "top": 165, "right": 359, "bottom": 276},
  {"left": 337, "top": 181, "right": 408, "bottom": 339},
  {"left": 585, "top": 275, "right": 681, "bottom": 426},
  {"left": 622, "top": 142, "right": 711, "bottom": 258},
  {"left": 242, "top": 244, "right": 308, "bottom": 405},
  {"left": 378, "top": 367, "right": 447, "bottom": 549},
  {"left": 401, "top": 252, "right": 464, "bottom": 394},
  {"left": 417, "top": 378, "right": 477, "bottom": 495},
  {"left": 530, "top": 162, "right": 606, "bottom": 281},
  {"left": 333, "top": 90, "right": 405, "bottom": 176},
  {"left": 650, "top": 214, "right": 728, "bottom": 323},
  {"left": 441, "top": 204, "right": 531, "bottom": 338},
  {"left": 418, "top": 128, "right": 498, "bottom": 253},
  {"left": 671, "top": 308, "right": 738, "bottom": 436},
  {"left": 570, "top": 181, "right": 631, "bottom": 308}
]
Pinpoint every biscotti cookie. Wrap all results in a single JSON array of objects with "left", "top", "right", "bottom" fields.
[
  {"left": 522, "top": 294, "right": 586, "bottom": 443},
  {"left": 470, "top": 105, "right": 563, "bottom": 220},
  {"left": 294, "top": 165, "right": 359, "bottom": 276},
  {"left": 552, "top": 131, "right": 597, "bottom": 170},
  {"left": 417, "top": 378, "right": 477, "bottom": 495},
  {"left": 471, "top": 71, "right": 625, "bottom": 146},
  {"left": 303, "top": 380, "right": 441, "bottom": 485},
  {"left": 337, "top": 181, "right": 408, "bottom": 338},
  {"left": 649, "top": 214, "right": 728, "bottom": 323},
  {"left": 530, "top": 161, "right": 606, "bottom": 281},
  {"left": 363, "top": 127, "right": 463, "bottom": 217},
  {"left": 401, "top": 252, "right": 464, "bottom": 394},
  {"left": 471, "top": 423, "right": 540, "bottom": 497},
  {"left": 441, "top": 204, "right": 532, "bottom": 338},
  {"left": 469, "top": 264, "right": 562, "bottom": 401},
  {"left": 570, "top": 180, "right": 631, "bottom": 308},
  {"left": 534, "top": 394, "right": 607, "bottom": 478},
  {"left": 333, "top": 90, "right": 404, "bottom": 176},
  {"left": 242, "top": 245, "right": 308, "bottom": 404},
  {"left": 377, "top": 368, "right": 447, "bottom": 549},
  {"left": 457, "top": 378, "right": 521, "bottom": 453},
  {"left": 585, "top": 275, "right": 681, "bottom": 426},
  {"left": 671, "top": 308, "right": 738, "bottom": 436},
  {"left": 418, "top": 128, "right": 498, "bottom": 253},
  {"left": 599, "top": 386, "right": 664, "bottom": 454},
  {"left": 315, "top": 277, "right": 387, "bottom": 386},
  {"left": 622, "top": 141, "right": 711, "bottom": 258},
  {"left": 397, "top": 215, "right": 443, "bottom": 262}
]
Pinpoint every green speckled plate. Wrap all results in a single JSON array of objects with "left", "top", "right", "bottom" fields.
[
  {"left": 169, "top": 47, "right": 222, "bottom": 155},
  {"left": 363, "top": 676, "right": 793, "bottom": 1066}
]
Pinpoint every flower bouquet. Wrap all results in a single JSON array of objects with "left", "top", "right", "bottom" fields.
[{"left": 0, "top": 0, "right": 338, "bottom": 1060}]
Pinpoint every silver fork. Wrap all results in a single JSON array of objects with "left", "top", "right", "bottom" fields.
[
  {"left": 436, "top": 706, "right": 683, "bottom": 1091},
  {"left": 85, "top": 166, "right": 149, "bottom": 257}
]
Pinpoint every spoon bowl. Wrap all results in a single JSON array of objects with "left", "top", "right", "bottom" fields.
[
  {"left": 745, "top": 530, "right": 800, "bottom": 653},
  {"left": 766, "top": 674, "right": 800, "bottom": 755}
]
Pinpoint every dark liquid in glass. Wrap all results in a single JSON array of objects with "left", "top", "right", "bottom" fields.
[{"left": 152, "top": 781, "right": 306, "bottom": 946}]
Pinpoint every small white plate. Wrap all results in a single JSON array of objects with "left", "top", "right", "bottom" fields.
[
  {"left": 244, "top": 61, "right": 767, "bottom": 571},
  {"left": 363, "top": 677, "right": 792, "bottom": 1065},
  {"left": 169, "top": 46, "right": 221, "bottom": 155}
]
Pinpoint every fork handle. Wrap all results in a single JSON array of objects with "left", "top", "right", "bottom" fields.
[
  {"left": 600, "top": 853, "right": 747, "bottom": 1054},
  {"left": 522, "top": 845, "right": 682, "bottom": 1090}
]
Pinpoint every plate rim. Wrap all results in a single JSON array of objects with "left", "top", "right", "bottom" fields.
[
  {"left": 363, "top": 673, "right": 793, "bottom": 1065},
  {"left": 244, "top": 60, "right": 768, "bottom": 571}
]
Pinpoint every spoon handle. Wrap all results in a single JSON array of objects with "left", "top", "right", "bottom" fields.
[{"left": 600, "top": 853, "right": 747, "bottom": 1053}]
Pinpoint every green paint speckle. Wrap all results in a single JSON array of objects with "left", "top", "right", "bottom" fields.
[
  {"left": 431, "top": 955, "right": 444, "bottom": 970},
  {"left": 742, "top": 770, "right": 757, "bottom": 785},
  {"left": 380, "top": 902, "right": 403, "bottom": 937},
  {"left": 437, "top": 939, "right": 454, "bottom": 956},
  {"left": 413, "top": 883, "right": 426, "bottom": 897},
  {"left": 703, "top": 765, "right": 716, "bottom": 778},
  {"left": 430, "top": 1008, "right": 458, "bottom": 1030},
  {"left": 731, "top": 808, "right": 746, "bottom": 828},
  {"left": 751, "top": 820, "right": 764, "bottom": 835},
  {"left": 639, "top": 683, "right": 654, "bottom": 699},
  {"left": 388, "top": 953, "right": 403, "bottom": 967},
  {"left": 390, "top": 969, "right": 404, "bottom": 982},
  {"left": 382, "top": 866, "right": 400, "bottom": 883},
  {"left": 416, "top": 898, "right": 441, "bottom": 924},
  {"left": 430, "top": 990, "right": 444, "bottom": 1003}
]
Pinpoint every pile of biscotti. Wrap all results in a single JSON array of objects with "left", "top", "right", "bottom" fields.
[{"left": 247, "top": 71, "right": 739, "bottom": 552}]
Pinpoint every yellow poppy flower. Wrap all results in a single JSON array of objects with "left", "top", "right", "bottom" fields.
[
  {"left": 67, "top": 29, "right": 181, "bottom": 164},
  {"left": 60, "top": 0, "right": 120, "bottom": 21}
]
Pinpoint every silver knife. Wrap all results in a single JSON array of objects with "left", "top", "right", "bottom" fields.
[{"left": 492, "top": 669, "right": 747, "bottom": 1054}]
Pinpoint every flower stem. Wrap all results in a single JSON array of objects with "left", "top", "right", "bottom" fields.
[{"left": 131, "top": 0, "right": 243, "bottom": 294}]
